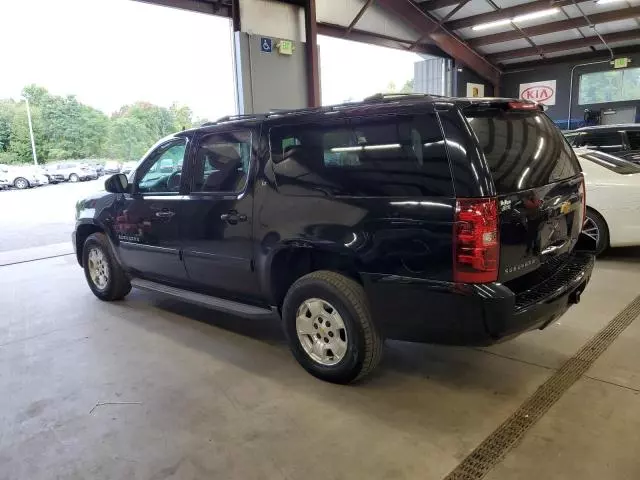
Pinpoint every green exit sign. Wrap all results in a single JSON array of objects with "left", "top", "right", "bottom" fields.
[
  {"left": 277, "top": 40, "right": 294, "bottom": 55},
  {"left": 613, "top": 57, "right": 630, "bottom": 69}
]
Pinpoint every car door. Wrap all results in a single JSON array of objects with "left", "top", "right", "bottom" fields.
[
  {"left": 114, "top": 138, "right": 190, "bottom": 282},
  {"left": 179, "top": 128, "right": 260, "bottom": 302}
]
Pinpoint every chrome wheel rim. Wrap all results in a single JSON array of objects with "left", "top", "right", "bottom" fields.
[
  {"left": 296, "top": 298, "right": 348, "bottom": 366},
  {"left": 583, "top": 216, "right": 600, "bottom": 246},
  {"left": 87, "top": 247, "right": 110, "bottom": 290},
  {"left": 15, "top": 179, "right": 27, "bottom": 189},
  {"left": 70, "top": 175, "right": 78, "bottom": 182}
]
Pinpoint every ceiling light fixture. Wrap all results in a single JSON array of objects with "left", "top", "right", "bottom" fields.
[
  {"left": 472, "top": 8, "right": 560, "bottom": 31},
  {"left": 595, "top": 0, "right": 625, "bottom": 4}
]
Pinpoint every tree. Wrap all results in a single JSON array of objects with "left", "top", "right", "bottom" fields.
[
  {"left": 0, "top": 84, "right": 199, "bottom": 164},
  {"left": 400, "top": 79, "right": 414, "bottom": 93},
  {"left": 108, "top": 117, "right": 152, "bottom": 161},
  {"left": 170, "top": 102, "right": 193, "bottom": 131},
  {"left": 8, "top": 106, "right": 45, "bottom": 164}
]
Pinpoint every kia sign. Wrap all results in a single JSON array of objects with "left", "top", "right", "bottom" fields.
[{"left": 519, "top": 80, "right": 556, "bottom": 106}]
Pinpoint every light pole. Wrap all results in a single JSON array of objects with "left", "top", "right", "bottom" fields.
[{"left": 23, "top": 96, "right": 38, "bottom": 165}]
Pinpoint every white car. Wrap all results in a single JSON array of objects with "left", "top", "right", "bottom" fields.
[
  {"left": 575, "top": 148, "right": 640, "bottom": 254},
  {"left": 0, "top": 164, "right": 49, "bottom": 189}
]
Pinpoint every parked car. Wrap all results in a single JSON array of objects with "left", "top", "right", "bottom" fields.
[
  {"left": 103, "top": 161, "right": 121, "bottom": 175},
  {"left": 73, "top": 95, "right": 594, "bottom": 383},
  {"left": 120, "top": 161, "right": 138, "bottom": 175},
  {"left": 0, "top": 164, "right": 49, "bottom": 189},
  {"left": 574, "top": 148, "right": 640, "bottom": 254},
  {"left": 47, "top": 162, "right": 98, "bottom": 182},
  {"left": 565, "top": 124, "right": 640, "bottom": 164}
]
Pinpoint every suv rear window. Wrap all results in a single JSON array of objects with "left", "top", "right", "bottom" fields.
[
  {"left": 466, "top": 111, "right": 580, "bottom": 193},
  {"left": 270, "top": 114, "right": 452, "bottom": 197}
]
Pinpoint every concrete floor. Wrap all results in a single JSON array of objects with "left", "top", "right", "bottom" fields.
[{"left": 1, "top": 249, "right": 639, "bottom": 480}]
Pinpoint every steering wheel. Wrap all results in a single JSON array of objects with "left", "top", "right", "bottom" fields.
[{"left": 166, "top": 170, "right": 181, "bottom": 191}]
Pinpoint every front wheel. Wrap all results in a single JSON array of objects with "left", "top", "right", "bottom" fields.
[
  {"left": 282, "top": 271, "right": 383, "bottom": 384},
  {"left": 14, "top": 177, "right": 29, "bottom": 189},
  {"left": 583, "top": 209, "right": 609, "bottom": 256},
  {"left": 69, "top": 173, "right": 79, "bottom": 182},
  {"left": 83, "top": 232, "right": 131, "bottom": 301}
]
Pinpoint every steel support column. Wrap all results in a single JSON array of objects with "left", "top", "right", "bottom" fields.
[{"left": 304, "top": 0, "right": 321, "bottom": 107}]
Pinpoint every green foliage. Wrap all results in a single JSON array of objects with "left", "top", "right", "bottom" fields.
[{"left": 1, "top": 85, "right": 197, "bottom": 164}]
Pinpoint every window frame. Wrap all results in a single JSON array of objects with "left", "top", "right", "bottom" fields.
[
  {"left": 578, "top": 130, "right": 625, "bottom": 151},
  {"left": 132, "top": 137, "right": 189, "bottom": 196},
  {"left": 624, "top": 130, "right": 640, "bottom": 150},
  {"left": 186, "top": 128, "right": 255, "bottom": 198}
]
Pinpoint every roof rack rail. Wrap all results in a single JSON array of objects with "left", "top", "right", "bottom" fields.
[
  {"left": 212, "top": 113, "right": 264, "bottom": 124},
  {"left": 363, "top": 93, "right": 435, "bottom": 102}
]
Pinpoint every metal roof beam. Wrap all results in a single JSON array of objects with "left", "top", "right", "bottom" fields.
[
  {"left": 445, "top": 0, "right": 590, "bottom": 31},
  {"left": 417, "top": 0, "right": 464, "bottom": 11},
  {"left": 489, "top": 29, "right": 640, "bottom": 63},
  {"left": 317, "top": 22, "right": 447, "bottom": 57},
  {"left": 502, "top": 45, "right": 640, "bottom": 71},
  {"left": 134, "top": 0, "right": 231, "bottom": 17},
  {"left": 470, "top": 6, "right": 640, "bottom": 47},
  {"left": 376, "top": 0, "right": 500, "bottom": 85}
]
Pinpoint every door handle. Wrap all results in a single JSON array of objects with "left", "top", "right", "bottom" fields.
[
  {"left": 220, "top": 211, "right": 247, "bottom": 224},
  {"left": 155, "top": 210, "right": 175, "bottom": 218}
]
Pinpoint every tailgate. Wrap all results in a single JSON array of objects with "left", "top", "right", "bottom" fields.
[
  {"left": 464, "top": 106, "right": 585, "bottom": 282},
  {"left": 498, "top": 176, "right": 584, "bottom": 282}
]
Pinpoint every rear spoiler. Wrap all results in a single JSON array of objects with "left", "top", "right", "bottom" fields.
[{"left": 461, "top": 99, "right": 544, "bottom": 113}]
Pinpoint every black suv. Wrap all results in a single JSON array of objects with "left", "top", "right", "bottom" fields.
[
  {"left": 74, "top": 95, "right": 594, "bottom": 384},
  {"left": 565, "top": 124, "right": 640, "bottom": 164}
]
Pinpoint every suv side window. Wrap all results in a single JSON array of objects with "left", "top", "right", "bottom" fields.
[
  {"left": 270, "top": 114, "right": 452, "bottom": 197},
  {"left": 192, "top": 131, "right": 251, "bottom": 193},
  {"left": 137, "top": 141, "right": 186, "bottom": 194},
  {"left": 627, "top": 131, "right": 640, "bottom": 150},
  {"left": 577, "top": 131, "right": 624, "bottom": 152}
]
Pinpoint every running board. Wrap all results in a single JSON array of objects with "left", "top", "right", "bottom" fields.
[{"left": 130, "top": 278, "right": 275, "bottom": 319}]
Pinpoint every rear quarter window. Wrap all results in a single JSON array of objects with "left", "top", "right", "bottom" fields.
[
  {"left": 269, "top": 114, "right": 453, "bottom": 197},
  {"left": 466, "top": 111, "right": 581, "bottom": 193}
]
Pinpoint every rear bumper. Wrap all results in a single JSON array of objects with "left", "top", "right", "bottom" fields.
[{"left": 363, "top": 253, "right": 595, "bottom": 346}]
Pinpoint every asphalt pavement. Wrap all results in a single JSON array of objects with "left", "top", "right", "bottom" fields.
[{"left": 0, "top": 179, "right": 105, "bottom": 252}]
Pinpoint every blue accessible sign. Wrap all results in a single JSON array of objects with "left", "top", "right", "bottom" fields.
[{"left": 260, "top": 37, "right": 272, "bottom": 53}]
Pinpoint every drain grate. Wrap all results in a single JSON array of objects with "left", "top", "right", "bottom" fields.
[{"left": 444, "top": 294, "right": 640, "bottom": 480}]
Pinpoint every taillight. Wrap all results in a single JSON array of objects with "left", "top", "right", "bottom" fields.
[
  {"left": 454, "top": 198, "right": 499, "bottom": 283},
  {"left": 579, "top": 174, "right": 587, "bottom": 227}
]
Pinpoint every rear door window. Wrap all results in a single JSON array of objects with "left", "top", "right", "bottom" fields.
[
  {"left": 466, "top": 111, "right": 580, "bottom": 193},
  {"left": 270, "top": 114, "right": 452, "bottom": 197},
  {"left": 576, "top": 131, "right": 624, "bottom": 152},
  {"left": 626, "top": 131, "right": 640, "bottom": 150}
]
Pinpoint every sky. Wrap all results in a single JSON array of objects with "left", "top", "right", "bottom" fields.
[{"left": 0, "top": 0, "right": 422, "bottom": 118}]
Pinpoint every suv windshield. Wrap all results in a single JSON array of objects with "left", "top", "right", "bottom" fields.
[
  {"left": 466, "top": 110, "right": 580, "bottom": 193},
  {"left": 579, "top": 150, "right": 640, "bottom": 175}
]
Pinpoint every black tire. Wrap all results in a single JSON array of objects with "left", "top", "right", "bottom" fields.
[
  {"left": 282, "top": 270, "right": 383, "bottom": 384},
  {"left": 82, "top": 232, "right": 131, "bottom": 301},
  {"left": 585, "top": 208, "right": 609, "bottom": 256},
  {"left": 69, "top": 173, "right": 79, "bottom": 182},
  {"left": 14, "top": 177, "right": 30, "bottom": 189}
]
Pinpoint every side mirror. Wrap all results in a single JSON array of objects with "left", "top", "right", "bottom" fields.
[{"left": 105, "top": 173, "right": 129, "bottom": 194}]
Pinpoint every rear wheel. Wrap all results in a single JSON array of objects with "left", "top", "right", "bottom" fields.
[
  {"left": 69, "top": 173, "right": 79, "bottom": 182},
  {"left": 282, "top": 271, "right": 383, "bottom": 384},
  {"left": 584, "top": 208, "right": 609, "bottom": 255},
  {"left": 82, "top": 233, "right": 131, "bottom": 301},
  {"left": 14, "top": 177, "right": 29, "bottom": 189}
]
